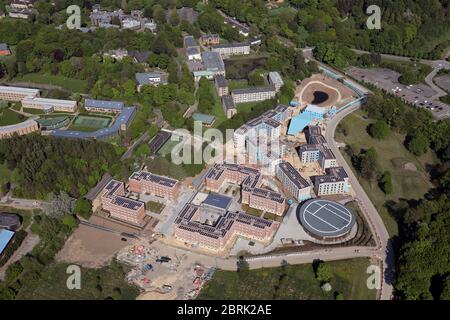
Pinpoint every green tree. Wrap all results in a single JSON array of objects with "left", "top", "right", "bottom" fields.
[
  {"left": 74, "top": 198, "right": 92, "bottom": 220},
  {"left": 369, "top": 121, "right": 390, "bottom": 139},
  {"left": 407, "top": 133, "right": 429, "bottom": 156}
]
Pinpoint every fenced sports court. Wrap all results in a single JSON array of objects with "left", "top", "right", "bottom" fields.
[{"left": 72, "top": 114, "right": 111, "bottom": 129}]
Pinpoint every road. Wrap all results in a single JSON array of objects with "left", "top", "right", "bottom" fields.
[
  {"left": 325, "top": 103, "right": 395, "bottom": 300},
  {"left": 120, "top": 131, "right": 150, "bottom": 161},
  {"left": 0, "top": 196, "right": 48, "bottom": 210}
]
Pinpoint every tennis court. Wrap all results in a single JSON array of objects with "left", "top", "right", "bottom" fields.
[{"left": 72, "top": 115, "right": 111, "bottom": 129}]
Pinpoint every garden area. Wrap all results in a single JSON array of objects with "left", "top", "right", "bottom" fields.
[{"left": 198, "top": 258, "right": 376, "bottom": 300}]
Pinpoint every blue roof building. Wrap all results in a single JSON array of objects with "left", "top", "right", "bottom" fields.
[
  {"left": 50, "top": 107, "right": 136, "bottom": 140},
  {"left": 84, "top": 99, "right": 124, "bottom": 113},
  {"left": 192, "top": 113, "right": 216, "bottom": 126},
  {"left": 0, "top": 229, "right": 15, "bottom": 255},
  {"left": 288, "top": 114, "right": 313, "bottom": 136}
]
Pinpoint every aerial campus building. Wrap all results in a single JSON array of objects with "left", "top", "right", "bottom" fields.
[
  {"left": 128, "top": 171, "right": 180, "bottom": 201},
  {"left": 173, "top": 193, "right": 279, "bottom": 252},
  {"left": 268, "top": 71, "right": 284, "bottom": 92},
  {"left": 200, "top": 34, "right": 220, "bottom": 46},
  {"left": 0, "top": 120, "right": 39, "bottom": 139},
  {"left": 205, "top": 163, "right": 286, "bottom": 216},
  {"left": 184, "top": 35, "right": 201, "bottom": 61},
  {"left": 100, "top": 179, "right": 146, "bottom": 225},
  {"left": 210, "top": 41, "right": 250, "bottom": 58},
  {"left": 135, "top": 72, "right": 168, "bottom": 90},
  {"left": 298, "top": 125, "right": 338, "bottom": 170},
  {"left": 49, "top": 107, "right": 136, "bottom": 140},
  {"left": 0, "top": 85, "right": 39, "bottom": 101},
  {"left": 231, "top": 85, "right": 276, "bottom": 104},
  {"left": 275, "top": 161, "right": 312, "bottom": 201},
  {"left": 222, "top": 95, "right": 236, "bottom": 119},
  {"left": 191, "top": 51, "right": 226, "bottom": 81},
  {"left": 84, "top": 99, "right": 124, "bottom": 113},
  {"left": 214, "top": 74, "right": 228, "bottom": 97},
  {"left": 297, "top": 198, "right": 356, "bottom": 241},
  {"left": 314, "top": 167, "right": 349, "bottom": 196},
  {"left": 21, "top": 97, "right": 78, "bottom": 113},
  {"left": 233, "top": 105, "right": 289, "bottom": 150}
]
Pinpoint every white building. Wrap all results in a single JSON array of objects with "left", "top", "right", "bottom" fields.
[
  {"left": 268, "top": 71, "right": 284, "bottom": 92},
  {"left": 231, "top": 86, "right": 276, "bottom": 104},
  {"left": 0, "top": 86, "right": 39, "bottom": 101},
  {"left": 211, "top": 42, "right": 250, "bottom": 58},
  {"left": 22, "top": 97, "right": 77, "bottom": 113},
  {"left": 314, "top": 167, "right": 349, "bottom": 196}
]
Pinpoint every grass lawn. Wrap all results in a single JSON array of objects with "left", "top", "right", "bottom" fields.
[
  {"left": 146, "top": 200, "right": 165, "bottom": 214},
  {"left": 236, "top": 101, "right": 262, "bottom": 114},
  {"left": 14, "top": 73, "right": 88, "bottom": 93},
  {"left": 198, "top": 258, "right": 376, "bottom": 300},
  {"left": 16, "top": 261, "right": 140, "bottom": 300},
  {"left": 335, "top": 110, "right": 438, "bottom": 236},
  {"left": 0, "top": 108, "right": 27, "bottom": 126},
  {"left": 22, "top": 107, "right": 45, "bottom": 115},
  {"left": 228, "top": 79, "right": 249, "bottom": 91}
]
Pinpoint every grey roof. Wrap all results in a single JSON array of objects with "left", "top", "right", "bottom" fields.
[
  {"left": 129, "top": 51, "right": 151, "bottom": 63},
  {"left": 203, "top": 192, "right": 232, "bottom": 210},
  {"left": 187, "top": 47, "right": 200, "bottom": 56},
  {"left": 130, "top": 171, "right": 178, "bottom": 188},
  {"left": 135, "top": 72, "right": 166, "bottom": 85},
  {"left": 0, "top": 213, "right": 21, "bottom": 229},
  {"left": 201, "top": 51, "right": 225, "bottom": 72},
  {"left": 314, "top": 166, "right": 348, "bottom": 184},
  {"left": 232, "top": 85, "right": 276, "bottom": 96},
  {"left": 277, "top": 161, "right": 310, "bottom": 189},
  {"left": 215, "top": 74, "right": 228, "bottom": 88},
  {"left": 212, "top": 41, "right": 250, "bottom": 49},
  {"left": 85, "top": 99, "right": 124, "bottom": 111},
  {"left": 184, "top": 35, "right": 197, "bottom": 48},
  {"left": 222, "top": 95, "right": 235, "bottom": 110},
  {"left": 297, "top": 199, "right": 355, "bottom": 238}
]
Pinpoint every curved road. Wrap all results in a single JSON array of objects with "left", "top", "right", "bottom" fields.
[{"left": 325, "top": 103, "right": 395, "bottom": 300}]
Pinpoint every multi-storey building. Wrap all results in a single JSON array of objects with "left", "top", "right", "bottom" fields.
[
  {"left": 231, "top": 85, "right": 276, "bottom": 104},
  {"left": 84, "top": 99, "right": 124, "bottom": 113},
  {"left": 128, "top": 171, "right": 180, "bottom": 200},
  {"left": 205, "top": 163, "right": 286, "bottom": 215},
  {"left": 0, "top": 86, "right": 39, "bottom": 101},
  {"left": 268, "top": 71, "right": 284, "bottom": 92},
  {"left": 214, "top": 74, "right": 228, "bottom": 97},
  {"left": 173, "top": 195, "right": 279, "bottom": 252},
  {"left": 135, "top": 72, "right": 168, "bottom": 91},
  {"left": 211, "top": 42, "right": 250, "bottom": 58},
  {"left": 0, "top": 120, "right": 39, "bottom": 139},
  {"left": 200, "top": 34, "right": 220, "bottom": 46},
  {"left": 222, "top": 95, "right": 236, "bottom": 119},
  {"left": 299, "top": 125, "right": 338, "bottom": 169},
  {"left": 22, "top": 97, "right": 77, "bottom": 113},
  {"left": 276, "top": 161, "right": 312, "bottom": 201},
  {"left": 100, "top": 180, "right": 145, "bottom": 225},
  {"left": 184, "top": 35, "right": 201, "bottom": 60},
  {"left": 314, "top": 167, "right": 349, "bottom": 196}
]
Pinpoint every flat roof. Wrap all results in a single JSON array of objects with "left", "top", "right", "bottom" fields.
[
  {"left": 149, "top": 130, "right": 171, "bottom": 155},
  {"left": 232, "top": 85, "right": 276, "bottom": 95},
  {"left": 23, "top": 97, "right": 76, "bottom": 107},
  {"left": 212, "top": 41, "right": 250, "bottom": 49},
  {"left": 215, "top": 74, "right": 228, "bottom": 88},
  {"left": 202, "top": 192, "right": 232, "bottom": 210},
  {"left": 201, "top": 51, "right": 225, "bottom": 71},
  {"left": 297, "top": 199, "right": 355, "bottom": 238},
  {"left": 85, "top": 99, "right": 124, "bottom": 110},
  {"left": 222, "top": 95, "right": 235, "bottom": 110},
  {"left": 0, "top": 119, "right": 37, "bottom": 133},
  {"left": 305, "top": 104, "right": 327, "bottom": 114},
  {"left": 0, "top": 85, "right": 39, "bottom": 95},
  {"left": 192, "top": 112, "right": 215, "bottom": 125},
  {"left": 277, "top": 161, "right": 310, "bottom": 190},
  {"left": 287, "top": 115, "right": 313, "bottom": 135},
  {"left": 0, "top": 229, "right": 15, "bottom": 255},
  {"left": 184, "top": 35, "right": 197, "bottom": 48}
]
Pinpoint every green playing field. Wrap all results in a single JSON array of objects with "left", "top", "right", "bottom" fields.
[{"left": 72, "top": 115, "right": 111, "bottom": 129}]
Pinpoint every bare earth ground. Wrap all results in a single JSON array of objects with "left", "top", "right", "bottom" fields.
[
  {"left": 56, "top": 224, "right": 129, "bottom": 268},
  {"left": 295, "top": 74, "right": 356, "bottom": 108}
]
